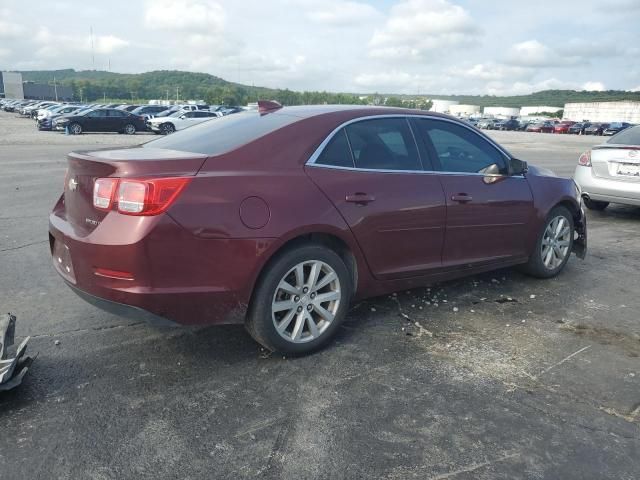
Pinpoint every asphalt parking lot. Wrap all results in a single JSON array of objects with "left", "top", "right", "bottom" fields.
[{"left": 1, "top": 111, "right": 638, "bottom": 479}]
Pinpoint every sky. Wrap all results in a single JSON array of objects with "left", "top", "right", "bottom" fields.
[{"left": 0, "top": 0, "right": 639, "bottom": 95}]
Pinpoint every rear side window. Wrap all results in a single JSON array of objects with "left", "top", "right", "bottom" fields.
[
  {"left": 415, "top": 119, "right": 507, "bottom": 174},
  {"left": 345, "top": 118, "right": 421, "bottom": 171},
  {"left": 607, "top": 125, "right": 640, "bottom": 145},
  {"left": 143, "top": 111, "right": 300, "bottom": 155},
  {"left": 315, "top": 129, "right": 354, "bottom": 168}
]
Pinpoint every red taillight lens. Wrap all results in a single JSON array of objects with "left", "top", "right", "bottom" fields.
[
  {"left": 93, "top": 178, "right": 118, "bottom": 210},
  {"left": 93, "top": 177, "right": 191, "bottom": 215},
  {"left": 117, "top": 177, "right": 191, "bottom": 215},
  {"left": 578, "top": 151, "right": 591, "bottom": 167}
]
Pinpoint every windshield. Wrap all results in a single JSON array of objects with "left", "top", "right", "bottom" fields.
[{"left": 607, "top": 126, "right": 640, "bottom": 145}]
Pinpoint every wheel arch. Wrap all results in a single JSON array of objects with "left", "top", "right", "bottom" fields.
[{"left": 246, "top": 227, "right": 367, "bottom": 315}]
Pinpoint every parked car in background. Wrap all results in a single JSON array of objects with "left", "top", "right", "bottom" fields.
[
  {"left": 574, "top": 125, "right": 640, "bottom": 210},
  {"left": 518, "top": 120, "right": 534, "bottom": 131},
  {"left": 131, "top": 105, "right": 170, "bottom": 118},
  {"left": 554, "top": 121, "right": 576, "bottom": 134},
  {"left": 477, "top": 118, "right": 498, "bottom": 129},
  {"left": 496, "top": 119, "right": 520, "bottom": 131},
  {"left": 146, "top": 109, "right": 220, "bottom": 134},
  {"left": 584, "top": 123, "right": 610, "bottom": 135},
  {"left": 116, "top": 105, "right": 141, "bottom": 112},
  {"left": 568, "top": 122, "right": 591, "bottom": 135},
  {"left": 49, "top": 104, "right": 586, "bottom": 354},
  {"left": 54, "top": 108, "right": 146, "bottom": 134},
  {"left": 603, "top": 122, "right": 632, "bottom": 136},
  {"left": 527, "top": 121, "right": 555, "bottom": 133},
  {"left": 37, "top": 105, "right": 85, "bottom": 130}
]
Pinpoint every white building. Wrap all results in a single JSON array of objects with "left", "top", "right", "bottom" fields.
[
  {"left": 430, "top": 99, "right": 459, "bottom": 113},
  {"left": 563, "top": 102, "right": 640, "bottom": 123},
  {"left": 0, "top": 72, "right": 24, "bottom": 99},
  {"left": 449, "top": 104, "right": 481, "bottom": 117},
  {"left": 520, "top": 106, "right": 562, "bottom": 116},
  {"left": 483, "top": 107, "right": 520, "bottom": 118}
]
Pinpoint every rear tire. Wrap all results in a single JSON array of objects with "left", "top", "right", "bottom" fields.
[
  {"left": 246, "top": 244, "right": 352, "bottom": 355},
  {"left": 583, "top": 198, "right": 609, "bottom": 210},
  {"left": 521, "top": 206, "right": 574, "bottom": 279}
]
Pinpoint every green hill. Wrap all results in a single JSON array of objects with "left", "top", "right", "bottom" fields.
[{"left": 18, "top": 69, "right": 640, "bottom": 107}]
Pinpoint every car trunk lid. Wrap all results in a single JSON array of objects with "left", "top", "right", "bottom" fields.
[
  {"left": 63, "top": 147, "right": 207, "bottom": 236},
  {"left": 591, "top": 145, "right": 640, "bottom": 182}
]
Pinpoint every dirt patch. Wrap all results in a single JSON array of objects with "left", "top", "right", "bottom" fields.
[{"left": 559, "top": 321, "right": 640, "bottom": 357}]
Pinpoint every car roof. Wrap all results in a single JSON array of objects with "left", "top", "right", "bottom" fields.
[{"left": 267, "top": 104, "right": 453, "bottom": 121}]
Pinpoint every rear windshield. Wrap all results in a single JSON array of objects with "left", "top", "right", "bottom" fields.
[
  {"left": 143, "top": 111, "right": 301, "bottom": 155},
  {"left": 607, "top": 125, "right": 640, "bottom": 145}
]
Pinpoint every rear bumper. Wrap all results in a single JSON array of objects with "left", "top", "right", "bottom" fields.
[
  {"left": 49, "top": 208, "right": 277, "bottom": 326},
  {"left": 574, "top": 165, "right": 640, "bottom": 206},
  {"left": 67, "top": 283, "right": 180, "bottom": 327}
]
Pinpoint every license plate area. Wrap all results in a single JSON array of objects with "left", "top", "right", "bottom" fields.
[
  {"left": 52, "top": 239, "right": 76, "bottom": 283},
  {"left": 617, "top": 163, "right": 640, "bottom": 177}
]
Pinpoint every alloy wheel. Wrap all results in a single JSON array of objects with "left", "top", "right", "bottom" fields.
[
  {"left": 541, "top": 216, "right": 571, "bottom": 270},
  {"left": 271, "top": 260, "right": 341, "bottom": 343}
]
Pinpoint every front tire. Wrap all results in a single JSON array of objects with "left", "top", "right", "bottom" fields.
[
  {"left": 583, "top": 197, "right": 609, "bottom": 210},
  {"left": 69, "top": 123, "right": 82, "bottom": 135},
  {"left": 123, "top": 123, "right": 136, "bottom": 135},
  {"left": 246, "top": 244, "right": 352, "bottom": 355},
  {"left": 160, "top": 123, "right": 175, "bottom": 135},
  {"left": 521, "top": 206, "right": 574, "bottom": 279}
]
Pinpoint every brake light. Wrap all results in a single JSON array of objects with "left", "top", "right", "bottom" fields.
[
  {"left": 578, "top": 151, "right": 591, "bottom": 167},
  {"left": 93, "top": 177, "right": 191, "bottom": 215},
  {"left": 117, "top": 177, "right": 191, "bottom": 215},
  {"left": 93, "top": 178, "right": 118, "bottom": 210}
]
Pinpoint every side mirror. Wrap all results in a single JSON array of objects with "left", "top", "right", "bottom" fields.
[
  {"left": 510, "top": 158, "right": 528, "bottom": 175},
  {"left": 179, "top": 115, "right": 186, "bottom": 119}
]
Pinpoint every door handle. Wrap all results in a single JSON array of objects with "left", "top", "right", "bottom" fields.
[
  {"left": 345, "top": 193, "right": 376, "bottom": 205},
  {"left": 451, "top": 194, "right": 473, "bottom": 203}
]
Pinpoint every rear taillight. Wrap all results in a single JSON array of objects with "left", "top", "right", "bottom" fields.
[
  {"left": 578, "top": 151, "right": 591, "bottom": 167},
  {"left": 93, "top": 178, "right": 118, "bottom": 210},
  {"left": 92, "top": 177, "right": 191, "bottom": 216}
]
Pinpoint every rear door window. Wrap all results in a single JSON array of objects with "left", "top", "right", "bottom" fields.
[
  {"left": 345, "top": 118, "right": 422, "bottom": 171},
  {"left": 315, "top": 129, "right": 354, "bottom": 168}
]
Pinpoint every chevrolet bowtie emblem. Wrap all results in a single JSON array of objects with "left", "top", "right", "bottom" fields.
[{"left": 68, "top": 177, "right": 79, "bottom": 191}]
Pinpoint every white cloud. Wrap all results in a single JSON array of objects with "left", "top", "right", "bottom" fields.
[
  {"left": 447, "top": 63, "right": 532, "bottom": 82},
  {"left": 505, "top": 40, "right": 583, "bottom": 68},
  {"left": 307, "top": 1, "right": 381, "bottom": 25},
  {"left": 582, "top": 81, "right": 606, "bottom": 91},
  {"left": 0, "top": 8, "right": 25, "bottom": 38},
  {"left": 29, "top": 27, "right": 129, "bottom": 59},
  {"left": 143, "top": 0, "right": 225, "bottom": 31},
  {"left": 0, "top": 47, "right": 10, "bottom": 58},
  {"left": 368, "top": 0, "right": 481, "bottom": 60},
  {"left": 354, "top": 70, "right": 441, "bottom": 93}
]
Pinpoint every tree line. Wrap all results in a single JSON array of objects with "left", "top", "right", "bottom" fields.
[{"left": 19, "top": 69, "right": 640, "bottom": 108}]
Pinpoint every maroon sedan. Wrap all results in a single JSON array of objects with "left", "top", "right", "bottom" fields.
[{"left": 50, "top": 103, "right": 587, "bottom": 354}]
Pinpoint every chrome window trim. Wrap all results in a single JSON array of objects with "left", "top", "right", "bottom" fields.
[{"left": 306, "top": 114, "right": 519, "bottom": 177}]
